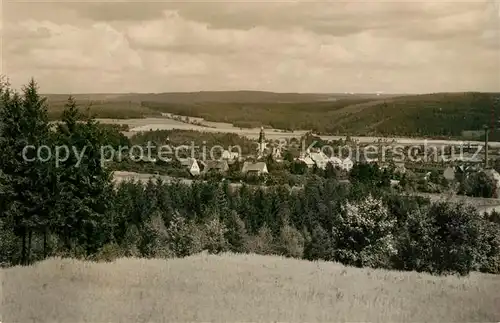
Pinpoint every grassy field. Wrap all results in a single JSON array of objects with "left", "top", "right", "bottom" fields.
[{"left": 2, "top": 253, "right": 499, "bottom": 322}]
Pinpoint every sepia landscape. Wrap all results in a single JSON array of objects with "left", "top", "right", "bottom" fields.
[{"left": 1, "top": 1, "right": 500, "bottom": 322}]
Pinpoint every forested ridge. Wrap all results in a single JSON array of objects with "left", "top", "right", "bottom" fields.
[{"left": 43, "top": 91, "right": 500, "bottom": 139}]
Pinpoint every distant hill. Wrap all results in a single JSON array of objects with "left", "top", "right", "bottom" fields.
[
  {"left": 43, "top": 91, "right": 398, "bottom": 104},
  {"left": 42, "top": 91, "right": 500, "bottom": 139},
  {"left": 329, "top": 92, "right": 500, "bottom": 137}
]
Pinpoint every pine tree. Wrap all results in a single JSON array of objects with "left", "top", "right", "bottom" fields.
[
  {"left": 53, "top": 96, "right": 113, "bottom": 256},
  {"left": 0, "top": 79, "right": 52, "bottom": 265},
  {"left": 224, "top": 211, "right": 248, "bottom": 253},
  {"left": 304, "top": 224, "right": 333, "bottom": 261}
]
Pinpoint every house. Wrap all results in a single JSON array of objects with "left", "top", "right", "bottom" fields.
[
  {"left": 309, "top": 152, "right": 329, "bottom": 169},
  {"left": 241, "top": 161, "right": 268, "bottom": 176},
  {"left": 329, "top": 156, "right": 343, "bottom": 169},
  {"left": 271, "top": 146, "right": 282, "bottom": 159},
  {"left": 180, "top": 158, "right": 200, "bottom": 176},
  {"left": 221, "top": 150, "right": 239, "bottom": 161},
  {"left": 298, "top": 155, "right": 315, "bottom": 168},
  {"left": 203, "top": 160, "right": 230, "bottom": 174},
  {"left": 342, "top": 158, "right": 354, "bottom": 171}
]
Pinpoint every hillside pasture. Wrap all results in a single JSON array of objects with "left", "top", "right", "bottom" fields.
[{"left": 2, "top": 253, "right": 499, "bottom": 322}]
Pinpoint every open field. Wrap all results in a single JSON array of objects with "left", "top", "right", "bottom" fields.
[
  {"left": 1, "top": 253, "right": 499, "bottom": 322},
  {"left": 44, "top": 91, "right": 500, "bottom": 139},
  {"left": 101, "top": 116, "right": 500, "bottom": 147}
]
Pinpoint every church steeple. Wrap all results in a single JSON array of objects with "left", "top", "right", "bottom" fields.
[
  {"left": 258, "top": 126, "right": 265, "bottom": 143},
  {"left": 257, "top": 126, "right": 267, "bottom": 158}
]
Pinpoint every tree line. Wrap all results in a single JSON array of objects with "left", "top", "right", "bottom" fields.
[{"left": 0, "top": 78, "right": 499, "bottom": 276}]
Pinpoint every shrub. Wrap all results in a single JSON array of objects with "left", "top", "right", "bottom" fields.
[
  {"left": 394, "top": 207, "right": 436, "bottom": 273},
  {"left": 223, "top": 211, "right": 249, "bottom": 253},
  {"left": 141, "top": 214, "right": 174, "bottom": 259},
  {"left": 201, "top": 217, "right": 229, "bottom": 254},
  {"left": 277, "top": 224, "right": 305, "bottom": 258},
  {"left": 245, "top": 224, "right": 276, "bottom": 255},
  {"left": 427, "top": 202, "right": 486, "bottom": 275},
  {"left": 478, "top": 214, "right": 500, "bottom": 274},
  {"left": 304, "top": 224, "right": 334, "bottom": 261},
  {"left": 166, "top": 214, "right": 202, "bottom": 257},
  {"left": 332, "top": 194, "right": 397, "bottom": 268},
  {"left": 94, "top": 243, "right": 124, "bottom": 262}
]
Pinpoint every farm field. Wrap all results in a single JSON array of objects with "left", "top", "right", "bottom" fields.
[
  {"left": 98, "top": 116, "right": 500, "bottom": 147},
  {"left": 2, "top": 253, "right": 499, "bottom": 322}
]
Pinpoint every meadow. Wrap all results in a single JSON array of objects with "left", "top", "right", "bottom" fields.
[{"left": 2, "top": 253, "right": 499, "bottom": 322}]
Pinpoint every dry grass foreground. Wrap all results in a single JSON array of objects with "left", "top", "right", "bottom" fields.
[{"left": 1, "top": 253, "right": 499, "bottom": 322}]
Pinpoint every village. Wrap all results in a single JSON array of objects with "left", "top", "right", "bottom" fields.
[{"left": 113, "top": 126, "right": 500, "bottom": 200}]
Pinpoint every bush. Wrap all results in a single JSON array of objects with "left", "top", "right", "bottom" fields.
[
  {"left": 277, "top": 224, "right": 305, "bottom": 258},
  {"left": 94, "top": 243, "right": 124, "bottom": 262},
  {"left": 166, "top": 214, "right": 202, "bottom": 257},
  {"left": 429, "top": 202, "right": 486, "bottom": 275},
  {"left": 478, "top": 214, "right": 500, "bottom": 274},
  {"left": 459, "top": 171, "right": 495, "bottom": 198},
  {"left": 224, "top": 211, "right": 249, "bottom": 253},
  {"left": 304, "top": 225, "right": 334, "bottom": 261},
  {"left": 141, "top": 214, "right": 174, "bottom": 259},
  {"left": 395, "top": 207, "right": 436, "bottom": 273},
  {"left": 332, "top": 194, "right": 397, "bottom": 268},
  {"left": 201, "top": 217, "right": 229, "bottom": 254},
  {"left": 245, "top": 224, "right": 276, "bottom": 255}
]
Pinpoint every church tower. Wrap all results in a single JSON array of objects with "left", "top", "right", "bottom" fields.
[{"left": 257, "top": 126, "right": 267, "bottom": 157}]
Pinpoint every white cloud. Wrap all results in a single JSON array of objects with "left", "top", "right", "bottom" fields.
[{"left": 1, "top": 0, "right": 498, "bottom": 93}]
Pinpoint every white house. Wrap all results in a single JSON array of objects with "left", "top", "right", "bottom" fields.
[
  {"left": 298, "top": 156, "right": 315, "bottom": 168},
  {"left": 221, "top": 150, "right": 239, "bottom": 161},
  {"left": 309, "top": 152, "right": 329, "bottom": 169},
  {"left": 180, "top": 158, "right": 200, "bottom": 176},
  {"left": 329, "top": 156, "right": 343, "bottom": 169},
  {"left": 241, "top": 161, "right": 268, "bottom": 175}
]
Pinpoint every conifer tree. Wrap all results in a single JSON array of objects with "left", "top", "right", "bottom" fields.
[
  {"left": 53, "top": 96, "right": 113, "bottom": 255},
  {"left": 0, "top": 79, "right": 52, "bottom": 264}
]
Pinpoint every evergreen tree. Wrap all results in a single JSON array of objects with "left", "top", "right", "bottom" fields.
[
  {"left": 0, "top": 79, "right": 52, "bottom": 265},
  {"left": 53, "top": 96, "right": 113, "bottom": 256},
  {"left": 304, "top": 224, "right": 334, "bottom": 261},
  {"left": 224, "top": 211, "right": 248, "bottom": 253}
]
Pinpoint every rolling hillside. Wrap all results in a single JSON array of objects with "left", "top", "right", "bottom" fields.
[
  {"left": 2, "top": 253, "right": 499, "bottom": 322},
  {"left": 43, "top": 91, "right": 500, "bottom": 138}
]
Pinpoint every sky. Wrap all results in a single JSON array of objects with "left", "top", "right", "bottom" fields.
[{"left": 1, "top": 0, "right": 499, "bottom": 94}]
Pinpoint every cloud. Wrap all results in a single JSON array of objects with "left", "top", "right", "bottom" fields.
[{"left": 1, "top": 0, "right": 498, "bottom": 93}]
